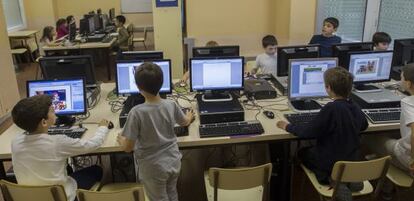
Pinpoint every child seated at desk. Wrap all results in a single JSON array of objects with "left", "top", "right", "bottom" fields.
[
  {"left": 11, "top": 95, "right": 111, "bottom": 201},
  {"left": 56, "top": 18, "right": 68, "bottom": 39},
  {"left": 118, "top": 62, "right": 194, "bottom": 201},
  {"left": 115, "top": 15, "right": 129, "bottom": 50},
  {"left": 277, "top": 67, "right": 368, "bottom": 199},
  {"left": 372, "top": 32, "right": 392, "bottom": 51},
  {"left": 39, "top": 26, "right": 62, "bottom": 56},
  {"left": 251, "top": 35, "right": 278, "bottom": 75},
  {"left": 309, "top": 17, "right": 341, "bottom": 57}
]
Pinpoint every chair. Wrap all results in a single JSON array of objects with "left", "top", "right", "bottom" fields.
[
  {"left": 0, "top": 180, "right": 67, "bottom": 201},
  {"left": 300, "top": 156, "right": 391, "bottom": 201},
  {"left": 386, "top": 164, "right": 413, "bottom": 201},
  {"left": 132, "top": 27, "right": 148, "bottom": 50},
  {"left": 245, "top": 60, "right": 256, "bottom": 73},
  {"left": 11, "top": 48, "right": 29, "bottom": 70},
  {"left": 77, "top": 182, "right": 147, "bottom": 201},
  {"left": 204, "top": 163, "right": 272, "bottom": 201}
]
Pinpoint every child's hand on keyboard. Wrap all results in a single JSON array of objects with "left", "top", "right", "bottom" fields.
[{"left": 276, "top": 121, "right": 288, "bottom": 130}]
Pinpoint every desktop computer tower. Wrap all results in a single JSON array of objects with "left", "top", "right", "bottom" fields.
[
  {"left": 351, "top": 89, "right": 402, "bottom": 109},
  {"left": 196, "top": 94, "right": 244, "bottom": 124},
  {"left": 272, "top": 76, "right": 288, "bottom": 96}
]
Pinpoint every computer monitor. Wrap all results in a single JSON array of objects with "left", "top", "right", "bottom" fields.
[
  {"left": 190, "top": 57, "right": 244, "bottom": 92},
  {"left": 118, "top": 51, "right": 164, "bottom": 61},
  {"left": 79, "top": 18, "right": 89, "bottom": 35},
  {"left": 192, "top": 46, "right": 240, "bottom": 58},
  {"left": 27, "top": 78, "right": 87, "bottom": 116},
  {"left": 93, "top": 15, "right": 101, "bottom": 31},
  {"left": 332, "top": 42, "right": 374, "bottom": 69},
  {"left": 392, "top": 38, "right": 414, "bottom": 66},
  {"left": 88, "top": 17, "right": 95, "bottom": 33},
  {"left": 116, "top": 60, "right": 172, "bottom": 96},
  {"left": 288, "top": 58, "right": 338, "bottom": 111},
  {"left": 39, "top": 55, "right": 97, "bottom": 87},
  {"left": 277, "top": 45, "right": 320, "bottom": 77},
  {"left": 348, "top": 51, "right": 393, "bottom": 91},
  {"left": 100, "top": 14, "right": 109, "bottom": 30},
  {"left": 109, "top": 8, "right": 115, "bottom": 21},
  {"left": 68, "top": 22, "right": 76, "bottom": 41}
]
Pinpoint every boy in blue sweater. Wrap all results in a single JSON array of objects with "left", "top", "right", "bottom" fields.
[{"left": 310, "top": 17, "right": 342, "bottom": 57}]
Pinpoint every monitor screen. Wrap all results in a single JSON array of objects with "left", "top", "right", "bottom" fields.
[
  {"left": 277, "top": 45, "right": 320, "bottom": 77},
  {"left": 192, "top": 46, "right": 240, "bottom": 58},
  {"left": 393, "top": 39, "right": 414, "bottom": 66},
  {"left": 39, "top": 55, "right": 97, "bottom": 87},
  {"left": 116, "top": 60, "right": 172, "bottom": 96},
  {"left": 190, "top": 57, "right": 244, "bottom": 91},
  {"left": 289, "top": 58, "right": 338, "bottom": 99},
  {"left": 93, "top": 15, "right": 101, "bottom": 31},
  {"left": 27, "top": 79, "right": 87, "bottom": 115},
  {"left": 348, "top": 51, "right": 393, "bottom": 83}
]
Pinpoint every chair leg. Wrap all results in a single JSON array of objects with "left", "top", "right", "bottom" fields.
[{"left": 143, "top": 42, "right": 147, "bottom": 50}]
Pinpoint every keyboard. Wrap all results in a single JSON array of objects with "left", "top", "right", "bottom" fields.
[
  {"left": 174, "top": 126, "right": 189, "bottom": 137},
  {"left": 199, "top": 120, "right": 264, "bottom": 138},
  {"left": 102, "top": 35, "right": 114, "bottom": 43},
  {"left": 363, "top": 108, "right": 401, "bottom": 124},
  {"left": 48, "top": 127, "right": 87, "bottom": 138},
  {"left": 284, "top": 112, "right": 319, "bottom": 124}
]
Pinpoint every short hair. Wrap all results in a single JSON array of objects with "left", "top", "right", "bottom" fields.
[
  {"left": 324, "top": 17, "right": 339, "bottom": 29},
  {"left": 262, "top": 35, "right": 278, "bottom": 48},
  {"left": 324, "top": 67, "right": 354, "bottom": 98},
  {"left": 372, "top": 32, "right": 392, "bottom": 45},
  {"left": 12, "top": 95, "right": 52, "bottom": 133},
  {"left": 134, "top": 63, "right": 164, "bottom": 96},
  {"left": 116, "top": 15, "right": 126, "bottom": 24},
  {"left": 205, "top": 41, "right": 219, "bottom": 47},
  {"left": 66, "top": 15, "right": 74, "bottom": 23},
  {"left": 56, "top": 18, "right": 67, "bottom": 30},
  {"left": 402, "top": 63, "right": 414, "bottom": 83}
]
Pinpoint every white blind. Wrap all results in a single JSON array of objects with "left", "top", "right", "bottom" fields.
[
  {"left": 1, "top": 0, "right": 26, "bottom": 31},
  {"left": 317, "top": 0, "right": 367, "bottom": 42},
  {"left": 378, "top": 0, "right": 414, "bottom": 40}
]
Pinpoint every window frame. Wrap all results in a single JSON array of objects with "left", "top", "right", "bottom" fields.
[{"left": 3, "top": 0, "right": 27, "bottom": 32}]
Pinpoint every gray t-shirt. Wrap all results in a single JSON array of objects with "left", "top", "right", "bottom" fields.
[
  {"left": 255, "top": 53, "right": 277, "bottom": 76},
  {"left": 122, "top": 99, "right": 185, "bottom": 165}
]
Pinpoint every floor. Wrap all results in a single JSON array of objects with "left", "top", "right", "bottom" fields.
[{"left": 2, "top": 49, "right": 414, "bottom": 201}]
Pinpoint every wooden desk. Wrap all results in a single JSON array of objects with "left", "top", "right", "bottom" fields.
[
  {"left": 43, "top": 38, "right": 117, "bottom": 80},
  {"left": 8, "top": 30, "right": 39, "bottom": 61}
]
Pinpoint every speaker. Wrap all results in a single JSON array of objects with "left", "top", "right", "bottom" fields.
[{"left": 110, "top": 153, "right": 136, "bottom": 182}]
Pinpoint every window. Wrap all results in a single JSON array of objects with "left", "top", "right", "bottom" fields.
[
  {"left": 377, "top": 0, "right": 414, "bottom": 40},
  {"left": 316, "top": 0, "right": 367, "bottom": 42},
  {"left": 1, "top": 0, "right": 27, "bottom": 32}
]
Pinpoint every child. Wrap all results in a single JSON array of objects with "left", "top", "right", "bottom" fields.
[
  {"left": 309, "top": 17, "right": 341, "bottom": 57},
  {"left": 277, "top": 67, "right": 368, "bottom": 186},
  {"left": 372, "top": 32, "right": 392, "bottom": 51},
  {"left": 66, "top": 15, "right": 76, "bottom": 28},
  {"left": 56, "top": 18, "right": 68, "bottom": 39},
  {"left": 118, "top": 63, "right": 194, "bottom": 201},
  {"left": 115, "top": 15, "right": 129, "bottom": 49},
  {"left": 39, "top": 26, "right": 61, "bottom": 56},
  {"left": 251, "top": 35, "right": 278, "bottom": 75},
  {"left": 11, "top": 95, "right": 111, "bottom": 201}
]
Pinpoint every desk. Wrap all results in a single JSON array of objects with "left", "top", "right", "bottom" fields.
[
  {"left": 43, "top": 38, "right": 117, "bottom": 80},
  {"left": 8, "top": 30, "right": 39, "bottom": 61}
]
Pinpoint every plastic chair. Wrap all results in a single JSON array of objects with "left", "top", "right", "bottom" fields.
[
  {"left": 204, "top": 163, "right": 272, "bottom": 201},
  {"left": 0, "top": 179, "right": 67, "bottom": 201},
  {"left": 132, "top": 27, "right": 148, "bottom": 50},
  {"left": 77, "top": 183, "right": 146, "bottom": 201},
  {"left": 300, "top": 156, "right": 391, "bottom": 201},
  {"left": 386, "top": 164, "right": 413, "bottom": 201}
]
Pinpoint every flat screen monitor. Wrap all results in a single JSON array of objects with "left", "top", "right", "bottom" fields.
[
  {"left": 192, "top": 46, "right": 240, "bottom": 58},
  {"left": 190, "top": 57, "right": 244, "bottom": 91},
  {"left": 27, "top": 78, "right": 87, "bottom": 116},
  {"left": 332, "top": 42, "right": 374, "bottom": 69},
  {"left": 79, "top": 18, "right": 89, "bottom": 35},
  {"left": 393, "top": 38, "right": 414, "bottom": 66},
  {"left": 88, "top": 17, "right": 95, "bottom": 33},
  {"left": 119, "top": 51, "right": 164, "bottom": 61},
  {"left": 68, "top": 22, "right": 76, "bottom": 41},
  {"left": 277, "top": 45, "right": 320, "bottom": 77},
  {"left": 116, "top": 60, "right": 172, "bottom": 96},
  {"left": 109, "top": 8, "right": 115, "bottom": 20},
  {"left": 93, "top": 15, "right": 101, "bottom": 31},
  {"left": 39, "top": 55, "right": 97, "bottom": 87},
  {"left": 348, "top": 51, "right": 393, "bottom": 84},
  {"left": 101, "top": 14, "right": 109, "bottom": 30},
  {"left": 288, "top": 58, "right": 338, "bottom": 100}
]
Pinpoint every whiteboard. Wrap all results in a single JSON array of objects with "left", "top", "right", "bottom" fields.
[{"left": 121, "top": 0, "right": 152, "bottom": 13}]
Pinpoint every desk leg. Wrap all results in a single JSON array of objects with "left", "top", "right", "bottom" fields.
[
  {"left": 105, "top": 48, "right": 112, "bottom": 81},
  {"left": 0, "top": 161, "right": 6, "bottom": 180}
]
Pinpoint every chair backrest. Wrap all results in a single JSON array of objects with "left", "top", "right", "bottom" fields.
[
  {"left": 208, "top": 163, "right": 272, "bottom": 190},
  {"left": 77, "top": 187, "right": 145, "bottom": 201},
  {"left": 0, "top": 180, "right": 67, "bottom": 201},
  {"left": 128, "top": 34, "right": 134, "bottom": 50},
  {"left": 143, "top": 27, "right": 147, "bottom": 40},
  {"left": 331, "top": 156, "right": 391, "bottom": 183},
  {"left": 127, "top": 24, "right": 134, "bottom": 36}
]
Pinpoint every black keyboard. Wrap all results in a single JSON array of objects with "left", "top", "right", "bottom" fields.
[
  {"left": 48, "top": 127, "right": 87, "bottom": 138},
  {"left": 102, "top": 35, "right": 114, "bottom": 43},
  {"left": 199, "top": 120, "right": 264, "bottom": 138},
  {"left": 284, "top": 112, "right": 318, "bottom": 124},
  {"left": 363, "top": 108, "right": 401, "bottom": 124}
]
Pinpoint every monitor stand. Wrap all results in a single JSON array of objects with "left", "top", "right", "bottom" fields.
[
  {"left": 202, "top": 91, "right": 233, "bottom": 102},
  {"left": 55, "top": 115, "right": 76, "bottom": 127},
  {"left": 354, "top": 84, "right": 382, "bottom": 93},
  {"left": 290, "top": 99, "right": 321, "bottom": 111}
]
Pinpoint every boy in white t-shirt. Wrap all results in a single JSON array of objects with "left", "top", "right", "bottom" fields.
[{"left": 251, "top": 35, "right": 278, "bottom": 75}]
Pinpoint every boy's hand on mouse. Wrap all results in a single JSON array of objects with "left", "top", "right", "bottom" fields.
[
  {"left": 99, "top": 119, "right": 110, "bottom": 127},
  {"left": 276, "top": 121, "right": 289, "bottom": 130}
]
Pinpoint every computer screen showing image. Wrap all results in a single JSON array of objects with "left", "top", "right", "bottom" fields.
[
  {"left": 190, "top": 57, "right": 244, "bottom": 91},
  {"left": 289, "top": 58, "right": 338, "bottom": 99},
  {"left": 27, "top": 79, "right": 87, "bottom": 116},
  {"left": 116, "top": 60, "right": 172, "bottom": 96},
  {"left": 348, "top": 51, "right": 393, "bottom": 84}
]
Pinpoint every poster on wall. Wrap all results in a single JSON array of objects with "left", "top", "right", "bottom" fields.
[{"left": 156, "top": 0, "right": 178, "bottom": 7}]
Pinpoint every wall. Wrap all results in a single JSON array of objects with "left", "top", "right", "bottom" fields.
[
  {"left": 289, "top": 0, "right": 317, "bottom": 45},
  {"left": 23, "top": 0, "right": 57, "bottom": 30},
  {"left": 0, "top": 2, "right": 21, "bottom": 118},
  {"left": 273, "top": 0, "right": 291, "bottom": 46}
]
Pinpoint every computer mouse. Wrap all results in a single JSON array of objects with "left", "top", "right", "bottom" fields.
[
  {"left": 108, "top": 121, "right": 114, "bottom": 129},
  {"left": 263, "top": 111, "right": 274, "bottom": 119}
]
